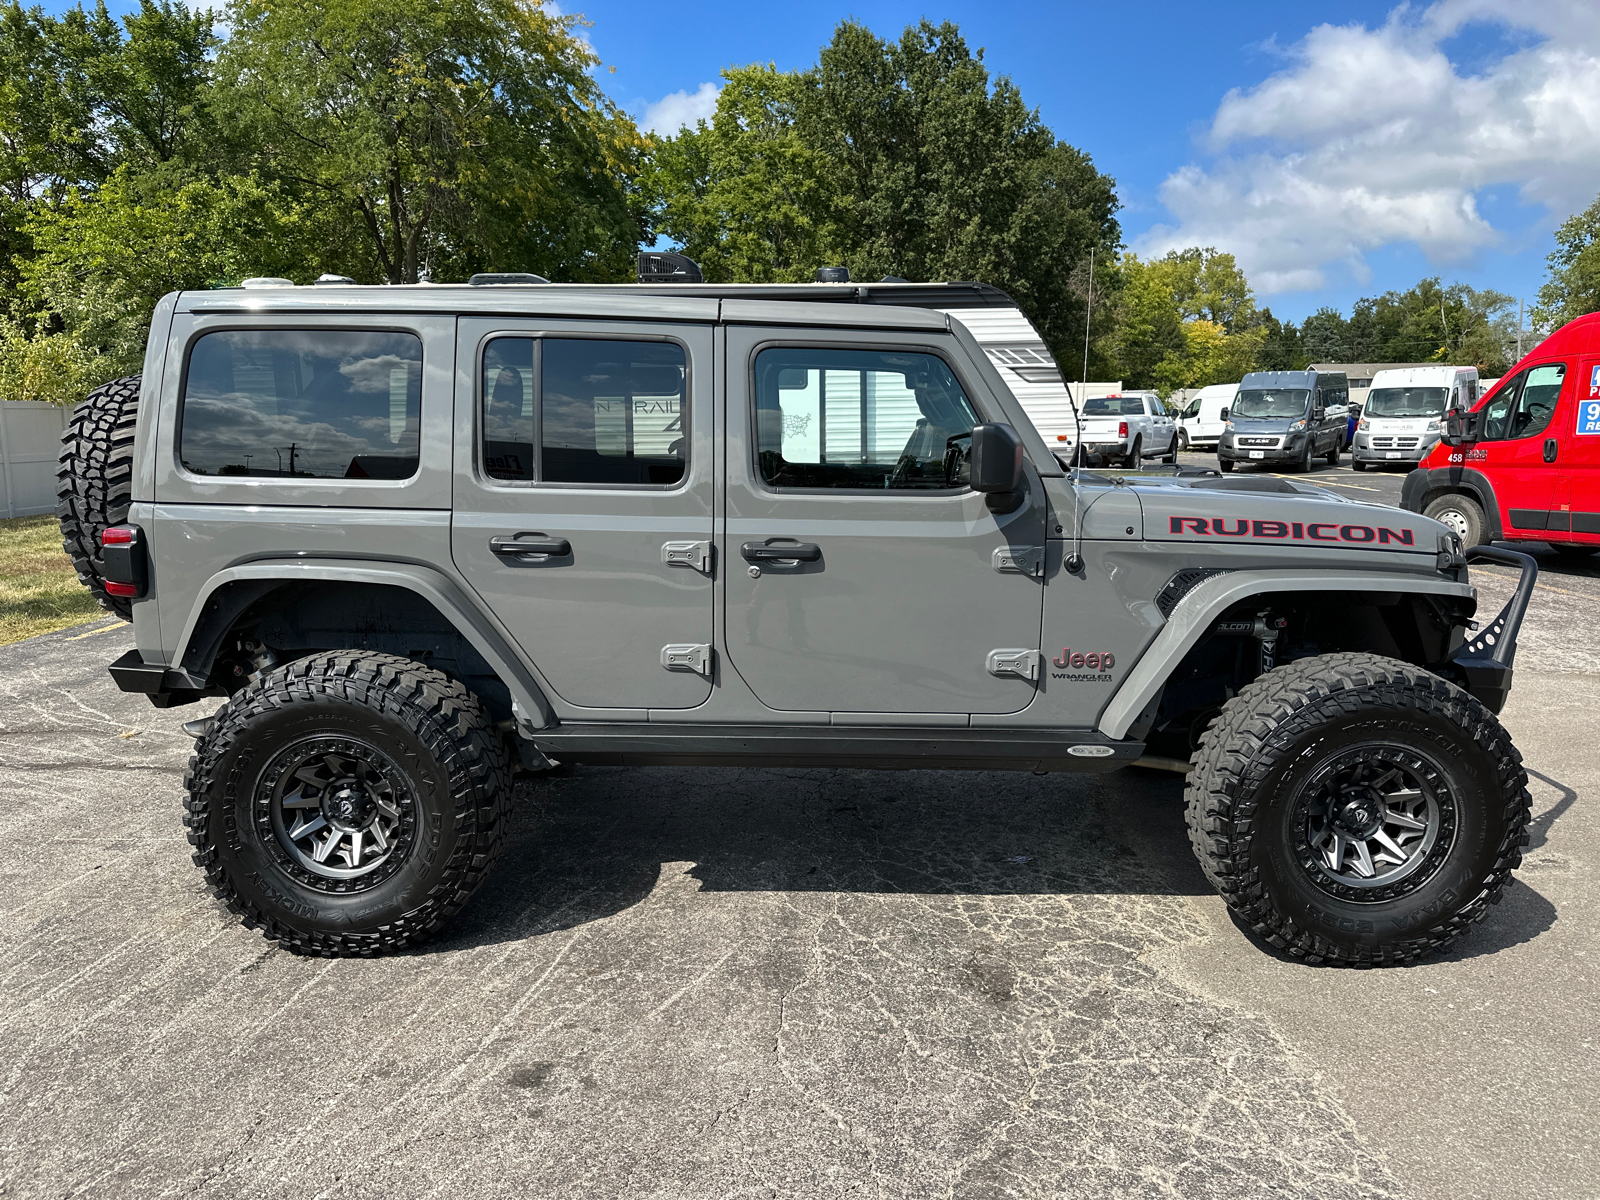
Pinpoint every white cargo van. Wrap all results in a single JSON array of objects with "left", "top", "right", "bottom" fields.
[
  {"left": 1175, "top": 383, "right": 1236, "bottom": 450},
  {"left": 1351, "top": 365, "right": 1479, "bottom": 470}
]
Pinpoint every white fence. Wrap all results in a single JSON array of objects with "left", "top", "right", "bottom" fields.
[{"left": 0, "top": 401, "right": 67, "bottom": 520}]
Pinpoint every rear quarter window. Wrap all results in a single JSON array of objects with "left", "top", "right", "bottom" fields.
[{"left": 179, "top": 329, "right": 422, "bottom": 480}]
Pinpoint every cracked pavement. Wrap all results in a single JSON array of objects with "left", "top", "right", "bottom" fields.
[{"left": 1, "top": 551, "right": 1596, "bottom": 1199}]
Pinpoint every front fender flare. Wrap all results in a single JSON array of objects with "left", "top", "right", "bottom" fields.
[
  {"left": 171, "top": 559, "right": 557, "bottom": 729},
  {"left": 1097, "top": 569, "right": 1477, "bottom": 739}
]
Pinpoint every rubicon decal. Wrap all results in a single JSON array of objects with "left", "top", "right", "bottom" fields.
[
  {"left": 1168, "top": 517, "right": 1415, "bottom": 545},
  {"left": 1051, "top": 648, "right": 1115, "bottom": 682}
]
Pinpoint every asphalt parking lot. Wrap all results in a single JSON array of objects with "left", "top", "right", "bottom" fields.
[{"left": 2, "top": 487, "right": 1595, "bottom": 1198}]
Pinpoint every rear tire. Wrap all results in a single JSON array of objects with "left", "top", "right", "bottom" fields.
[
  {"left": 184, "top": 651, "right": 510, "bottom": 956},
  {"left": 1123, "top": 436, "right": 1142, "bottom": 470},
  {"left": 57, "top": 375, "right": 141, "bottom": 620},
  {"left": 1423, "top": 492, "right": 1486, "bottom": 548},
  {"left": 1326, "top": 440, "right": 1340, "bottom": 466},
  {"left": 1185, "top": 653, "right": 1530, "bottom": 966}
]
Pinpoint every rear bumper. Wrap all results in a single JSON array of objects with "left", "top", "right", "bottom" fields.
[{"left": 108, "top": 649, "right": 213, "bottom": 709}]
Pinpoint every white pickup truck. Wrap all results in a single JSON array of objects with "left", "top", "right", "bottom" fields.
[{"left": 1055, "top": 392, "right": 1178, "bottom": 467}]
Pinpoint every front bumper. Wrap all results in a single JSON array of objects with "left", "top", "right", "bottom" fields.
[
  {"left": 1218, "top": 433, "right": 1304, "bottom": 464},
  {"left": 1352, "top": 433, "right": 1438, "bottom": 465},
  {"left": 1448, "top": 545, "right": 1537, "bottom": 713}
]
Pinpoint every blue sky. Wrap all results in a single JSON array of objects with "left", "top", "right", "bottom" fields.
[{"left": 50, "top": 0, "right": 1600, "bottom": 324}]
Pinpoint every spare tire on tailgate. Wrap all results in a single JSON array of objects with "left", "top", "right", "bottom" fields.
[{"left": 57, "top": 375, "right": 141, "bottom": 620}]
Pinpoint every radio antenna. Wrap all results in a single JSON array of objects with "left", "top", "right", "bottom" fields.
[{"left": 1066, "top": 247, "right": 1094, "bottom": 574}]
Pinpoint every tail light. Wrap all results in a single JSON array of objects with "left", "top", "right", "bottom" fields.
[
  {"left": 1118, "top": 421, "right": 1129, "bottom": 438},
  {"left": 100, "top": 525, "right": 148, "bottom": 598}
]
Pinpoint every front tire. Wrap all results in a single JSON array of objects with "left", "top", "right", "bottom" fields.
[
  {"left": 1185, "top": 653, "right": 1529, "bottom": 966},
  {"left": 1423, "top": 492, "right": 1487, "bottom": 548},
  {"left": 1217, "top": 457, "right": 1234, "bottom": 473},
  {"left": 1177, "top": 429, "right": 1190, "bottom": 453},
  {"left": 1162, "top": 435, "right": 1179, "bottom": 464},
  {"left": 184, "top": 651, "right": 510, "bottom": 956}
]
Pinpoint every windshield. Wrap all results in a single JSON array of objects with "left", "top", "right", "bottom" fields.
[
  {"left": 1231, "top": 388, "right": 1309, "bottom": 419},
  {"left": 1364, "top": 386, "right": 1450, "bottom": 418},
  {"left": 1083, "top": 396, "right": 1145, "bottom": 416}
]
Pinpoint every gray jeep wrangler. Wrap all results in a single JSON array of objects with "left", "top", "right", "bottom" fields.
[{"left": 57, "top": 265, "right": 1537, "bottom": 966}]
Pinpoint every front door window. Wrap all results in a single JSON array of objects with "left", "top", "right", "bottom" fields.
[{"left": 1483, "top": 364, "right": 1564, "bottom": 442}]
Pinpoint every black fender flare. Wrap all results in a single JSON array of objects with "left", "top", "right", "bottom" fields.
[
  {"left": 170, "top": 560, "right": 558, "bottom": 728},
  {"left": 1400, "top": 466, "right": 1503, "bottom": 540}
]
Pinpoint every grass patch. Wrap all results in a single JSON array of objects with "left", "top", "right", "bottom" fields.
[{"left": 0, "top": 513, "right": 113, "bottom": 646}]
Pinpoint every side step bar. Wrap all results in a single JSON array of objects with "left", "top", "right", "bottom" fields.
[{"left": 527, "top": 723, "right": 1144, "bottom": 772}]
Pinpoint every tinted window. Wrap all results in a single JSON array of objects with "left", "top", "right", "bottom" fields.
[
  {"left": 753, "top": 348, "right": 979, "bottom": 490},
  {"left": 181, "top": 330, "right": 421, "bottom": 479},
  {"left": 1082, "top": 396, "right": 1145, "bottom": 416},
  {"left": 480, "top": 337, "right": 687, "bottom": 486},
  {"left": 1232, "top": 388, "right": 1309, "bottom": 418},
  {"left": 1483, "top": 363, "right": 1564, "bottom": 441},
  {"left": 1365, "top": 387, "right": 1449, "bottom": 418}
]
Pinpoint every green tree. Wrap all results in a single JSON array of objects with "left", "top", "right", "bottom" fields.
[
  {"left": 1249, "top": 308, "right": 1305, "bottom": 371},
  {"left": 1150, "top": 247, "right": 1255, "bottom": 332},
  {"left": 1533, "top": 193, "right": 1600, "bottom": 331},
  {"left": 648, "top": 20, "right": 1120, "bottom": 367},
  {"left": 11, "top": 166, "right": 318, "bottom": 402},
  {"left": 217, "top": 0, "right": 646, "bottom": 284},
  {"left": 644, "top": 64, "right": 839, "bottom": 283}
]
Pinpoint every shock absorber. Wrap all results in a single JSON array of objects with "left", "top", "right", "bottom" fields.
[{"left": 1212, "top": 612, "right": 1289, "bottom": 676}]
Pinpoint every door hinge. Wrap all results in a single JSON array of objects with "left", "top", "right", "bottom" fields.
[
  {"left": 661, "top": 643, "right": 713, "bottom": 676},
  {"left": 662, "top": 540, "right": 712, "bottom": 572},
  {"left": 992, "top": 546, "right": 1044, "bottom": 576},
  {"left": 986, "top": 649, "right": 1041, "bottom": 680}
]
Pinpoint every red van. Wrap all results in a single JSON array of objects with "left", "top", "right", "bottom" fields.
[{"left": 1401, "top": 311, "right": 1600, "bottom": 551}]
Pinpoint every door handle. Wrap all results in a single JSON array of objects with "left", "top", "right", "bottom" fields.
[
  {"left": 1544, "top": 438, "right": 1558, "bottom": 464},
  {"left": 490, "top": 534, "right": 571, "bottom": 561},
  {"left": 741, "top": 541, "right": 821, "bottom": 563}
]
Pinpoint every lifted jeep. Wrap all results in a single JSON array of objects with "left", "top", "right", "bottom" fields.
[{"left": 58, "top": 263, "right": 1536, "bottom": 966}]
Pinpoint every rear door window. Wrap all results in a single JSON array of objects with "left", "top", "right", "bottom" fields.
[
  {"left": 480, "top": 337, "right": 687, "bottom": 486},
  {"left": 180, "top": 330, "right": 421, "bottom": 480}
]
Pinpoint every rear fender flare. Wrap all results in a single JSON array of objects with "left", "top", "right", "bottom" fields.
[
  {"left": 172, "top": 559, "right": 557, "bottom": 728},
  {"left": 1097, "top": 569, "right": 1477, "bottom": 739}
]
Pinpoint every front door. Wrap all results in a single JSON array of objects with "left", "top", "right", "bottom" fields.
[
  {"left": 722, "top": 328, "right": 1046, "bottom": 716},
  {"left": 1476, "top": 362, "right": 1567, "bottom": 538},
  {"left": 451, "top": 318, "right": 716, "bottom": 712}
]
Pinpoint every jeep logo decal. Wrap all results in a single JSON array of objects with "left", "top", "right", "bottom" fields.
[
  {"left": 1168, "top": 516, "right": 1414, "bottom": 546},
  {"left": 1051, "top": 648, "right": 1115, "bottom": 682}
]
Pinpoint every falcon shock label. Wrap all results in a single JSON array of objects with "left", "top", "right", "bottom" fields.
[{"left": 1167, "top": 517, "right": 1415, "bottom": 545}]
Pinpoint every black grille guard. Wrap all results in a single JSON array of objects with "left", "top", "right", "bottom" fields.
[{"left": 1451, "top": 545, "right": 1538, "bottom": 713}]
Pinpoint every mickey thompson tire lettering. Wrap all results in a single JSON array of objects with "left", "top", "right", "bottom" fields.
[
  {"left": 183, "top": 651, "right": 510, "bottom": 957},
  {"left": 1183, "top": 652, "right": 1530, "bottom": 967}
]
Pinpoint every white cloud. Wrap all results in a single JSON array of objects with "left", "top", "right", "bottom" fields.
[
  {"left": 642, "top": 82, "right": 720, "bottom": 135},
  {"left": 1136, "top": 1, "right": 1600, "bottom": 294}
]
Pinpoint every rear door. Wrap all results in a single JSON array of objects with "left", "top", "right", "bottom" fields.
[
  {"left": 722, "top": 326, "right": 1046, "bottom": 717},
  {"left": 451, "top": 318, "right": 716, "bottom": 712},
  {"left": 1147, "top": 396, "right": 1175, "bottom": 454}
]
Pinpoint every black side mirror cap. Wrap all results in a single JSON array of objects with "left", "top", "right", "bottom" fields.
[
  {"left": 1219, "top": 407, "right": 1229, "bottom": 420},
  {"left": 969, "top": 423, "right": 1027, "bottom": 513},
  {"left": 1443, "top": 408, "right": 1480, "bottom": 447},
  {"left": 969, "top": 423, "right": 1025, "bottom": 493}
]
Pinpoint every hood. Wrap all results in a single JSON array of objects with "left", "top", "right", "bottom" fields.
[
  {"left": 1363, "top": 416, "right": 1440, "bottom": 434},
  {"left": 1228, "top": 415, "right": 1306, "bottom": 431},
  {"left": 1127, "top": 473, "right": 1443, "bottom": 558}
]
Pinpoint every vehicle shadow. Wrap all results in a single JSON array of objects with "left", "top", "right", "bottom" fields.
[{"left": 440, "top": 763, "right": 1212, "bottom": 952}]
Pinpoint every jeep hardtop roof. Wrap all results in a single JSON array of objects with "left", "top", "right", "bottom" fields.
[{"left": 175, "top": 280, "right": 1018, "bottom": 329}]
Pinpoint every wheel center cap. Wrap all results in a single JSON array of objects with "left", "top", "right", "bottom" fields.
[
  {"left": 1334, "top": 789, "right": 1384, "bottom": 838},
  {"left": 327, "top": 785, "right": 372, "bottom": 829}
]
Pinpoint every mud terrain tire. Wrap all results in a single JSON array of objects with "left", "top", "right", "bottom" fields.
[
  {"left": 57, "top": 375, "right": 141, "bottom": 620},
  {"left": 1185, "top": 653, "right": 1529, "bottom": 966},
  {"left": 184, "top": 651, "right": 510, "bottom": 956}
]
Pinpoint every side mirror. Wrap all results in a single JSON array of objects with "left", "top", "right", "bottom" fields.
[
  {"left": 969, "top": 423, "right": 1025, "bottom": 493},
  {"left": 1443, "top": 408, "right": 1480, "bottom": 447},
  {"left": 1219, "top": 407, "right": 1229, "bottom": 421},
  {"left": 1313, "top": 406, "right": 1325, "bottom": 421}
]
